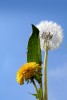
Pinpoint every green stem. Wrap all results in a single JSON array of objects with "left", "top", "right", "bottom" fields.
[
  {"left": 32, "top": 80, "right": 43, "bottom": 100},
  {"left": 32, "top": 80, "right": 39, "bottom": 95},
  {"left": 40, "top": 83, "right": 43, "bottom": 100},
  {"left": 32, "top": 80, "right": 39, "bottom": 100},
  {"left": 44, "top": 46, "right": 48, "bottom": 100}
]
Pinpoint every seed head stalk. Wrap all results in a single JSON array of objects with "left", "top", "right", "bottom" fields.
[{"left": 43, "top": 44, "right": 48, "bottom": 100}]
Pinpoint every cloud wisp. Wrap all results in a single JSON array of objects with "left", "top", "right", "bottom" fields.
[{"left": 48, "top": 64, "right": 67, "bottom": 80}]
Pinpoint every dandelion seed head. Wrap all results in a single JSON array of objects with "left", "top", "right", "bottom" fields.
[{"left": 36, "top": 20, "right": 63, "bottom": 50}]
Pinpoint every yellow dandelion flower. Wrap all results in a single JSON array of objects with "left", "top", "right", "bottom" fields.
[{"left": 16, "top": 62, "right": 41, "bottom": 85}]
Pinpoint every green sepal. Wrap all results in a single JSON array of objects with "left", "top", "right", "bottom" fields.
[{"left": 34, "top": 73, "right": 42, "bottom": 84}]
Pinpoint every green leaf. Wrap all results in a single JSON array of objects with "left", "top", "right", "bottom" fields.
[
  {"left": 31, "top": 94, "right": 38, "bottom": 99},
  {"left": 28, "top": 92, "right": 38, "bottom": 99},
  {"left": 27, "top": 24, "right": 42, "bottom": 65}
]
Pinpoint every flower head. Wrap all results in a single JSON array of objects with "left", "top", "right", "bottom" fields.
[
  {"left": 16, "top": 62, "right": 41, "bottom": 85},
  {"left": 36, "top": 20, "right": 63, "bottom": 50}
]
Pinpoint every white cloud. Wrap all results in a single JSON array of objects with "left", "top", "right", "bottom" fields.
[
  {"left": 48, "top": 63, "right": 67, "bottom": 80},
  {"left": 47, "top": 64, "right": 67, "bottom": 100},
  {"left": 48, "top": 91, "right": 57, "bottom": 100}
]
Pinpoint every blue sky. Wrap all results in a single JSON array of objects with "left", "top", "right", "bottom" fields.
[{"left": 0, "top": 0, "right": 67, "bottom": 100}]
